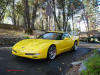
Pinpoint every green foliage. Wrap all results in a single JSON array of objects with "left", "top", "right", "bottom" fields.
[
  {"left": 0, "top": 0, "right": 12, "bottom": 9},
  {"left": 24, "top": 36, "right": 30, "bottom": 39},
  {"left": 57, "top": 0, "right": 83, "bottom": 16},
  {"left": 0, "top": 0, "right": 12, "bottom": 22},
  {"left": 83, "top": 0, "right": 97, "bottom": 30},
  {"left": 1, "top": 0, "right": 97, "bottom": 33},
  {"left": 81, "top": 50, "right": 100, "bottom": 75},
  {"left": 15, "top": 1, "right": 24, "bottom": 15}
]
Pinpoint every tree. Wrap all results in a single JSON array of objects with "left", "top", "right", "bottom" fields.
[
  {"left": 82, "top": 0, "right": 97, "bottom": 37},
  {"left": 15, "top": 1, "right": 24, "bottom": 26},
  {"left": 31, "top": 0, "right": 38, "bottom": 30},
  {"left": 57, "top": 0, "right": 83, "bottom": 32},
  {"left": 23, "top": 0, "right": 32, "bottom": 34},
  {"left": 29, "top": 0, "right": 45, "bottom": 30},
  {"left": 67, "top": 23, "right": 71, "bottom": 33},
  {"left": 0, "top": 0, "right": 12, "bottom": 23},
  {"left": 52, "top": 0, "right": 61, "bottom": 31},
  {"left": 62, "top": 0, "right": 66, "bottom": 31},
  {"left": 12, "top": 0, "right": 16, "bottom": 25},
  {"left": 1, "top": 0, "right": 85, "bottom": 33}
]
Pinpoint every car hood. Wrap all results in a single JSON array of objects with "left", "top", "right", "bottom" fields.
[{"left": 12, "top": 39, "right": 55, "bottom": 52}]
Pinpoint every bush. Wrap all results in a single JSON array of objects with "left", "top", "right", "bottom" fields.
[
  {"left": 81, "top": 50, "right": 100, "bottom": 75},
  {"left": 24, "top": 36, "right": 30, "bottom": 39}
]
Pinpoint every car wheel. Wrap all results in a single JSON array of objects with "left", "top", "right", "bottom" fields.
[
  {"left": 72, "top": 41, "right": 78, "bottom": 51},
  {"left": 47, "top": 45, "right": 56, "bottom": 60}
]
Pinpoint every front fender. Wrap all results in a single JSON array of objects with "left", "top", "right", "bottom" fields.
[{"left": 40, "top": 43, "right": 54, "bottom": 59}]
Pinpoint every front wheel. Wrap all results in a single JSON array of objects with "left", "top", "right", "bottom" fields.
[
  {"left": 47, "top": 45, "right": 56, "bottom": 60},
  {"left": 72, "top": 41, "right": 78, "bottom": 51}
]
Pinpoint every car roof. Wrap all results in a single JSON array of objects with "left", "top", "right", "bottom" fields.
[{"left": 47, "top": 31, "right": 65, "bottom": 33}]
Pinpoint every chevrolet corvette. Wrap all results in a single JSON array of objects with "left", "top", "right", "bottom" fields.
[{"left": 12, "top": 31, "right": 79, "bottom": 60}]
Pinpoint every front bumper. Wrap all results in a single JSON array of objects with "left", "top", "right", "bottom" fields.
[{"left": 12, "top": 50, "right": 44, "bottom": 59}]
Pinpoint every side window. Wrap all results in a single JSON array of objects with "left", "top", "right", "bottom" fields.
[{"left": 62, "top": 33, "right": 70, "bottom": 39}]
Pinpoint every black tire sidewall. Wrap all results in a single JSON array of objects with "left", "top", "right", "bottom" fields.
[
  {"left": 72, "top": 41, "right": 77, "bottom": 51},
  {"left": 47, "top": 45, "right": 56, "bottom": 60}
]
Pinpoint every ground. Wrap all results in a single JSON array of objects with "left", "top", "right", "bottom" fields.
[
  {"left": 0, "top": 47, "right": 91, "bottom": 75},
  {"left": 0, "top": 28, "right": 100, "bottom": 75},
  {"left": 0, "top": 29, "right": 24, "bottom": 38}
]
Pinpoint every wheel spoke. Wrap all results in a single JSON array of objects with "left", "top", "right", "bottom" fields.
[{"left": 48, "top": 46, "right": 56, "bottom": 59}]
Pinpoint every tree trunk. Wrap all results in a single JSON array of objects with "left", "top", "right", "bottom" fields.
[
  {"left": 62, "top": 0, "right": 66, "bottom": 31},
  {"left": 85, "top": 15, "right": 90, "bottom": 39},
  {"left": 0, "top": 12, "right": 5, "bottom": 24},
  {"left": 23, "top": 0, "right": 32, "bottom": 34},
  {"left": 17, "top": 15, "right": 19, "bottom": 26},
  {"left": 83, "top": 8, "right": 90, "bottom": 39},
  {"left": 52, "top": 0, "right": 61, "bottom": 31},
  {"left": 12, "top": 0, "right": 16, "bottom": 25},
  {"left": 41, "top": 20, "right": 44, "bottom": 30},
  {"left": 23, "top": 12, "right": 27, "bottom": 30},
  {"left": 72, "top": 12, "right": 74, "bottom": 33},
  {"left": 31, "top": 2, "right": 38, "bottom": 30},
  {"left": 45, "top": 17, "right": 48, "bottom": 31},
  {"left": 64, "top": 14, "right": 69, "bottom": 32}
]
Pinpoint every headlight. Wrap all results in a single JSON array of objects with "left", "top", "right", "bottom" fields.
[{"left": 12, "top": 50, "right": 17, "bottom": 53}]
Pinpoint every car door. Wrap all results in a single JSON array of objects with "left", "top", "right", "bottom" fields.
[
  {"left": 61, "top": 33, "right": 74, "bottom": 52},
  {"left": 54, "top": 33, "right": 74, "bottom": 54}
]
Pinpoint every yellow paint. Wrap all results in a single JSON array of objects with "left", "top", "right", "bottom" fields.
[{"left": 12, "top": 33, "right": 79, "bottom": 59}]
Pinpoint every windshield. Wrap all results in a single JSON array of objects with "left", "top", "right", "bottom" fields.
[{"left": 38, "top": 32, "right": 63, "bottom": 40}]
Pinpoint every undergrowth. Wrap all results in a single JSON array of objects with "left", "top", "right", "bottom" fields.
[{"left": 81, "top": 50, "right": 100, "bottom": 75}]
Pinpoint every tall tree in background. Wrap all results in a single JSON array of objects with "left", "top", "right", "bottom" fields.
[
  {"left": 12, "top": 0, "right": 16, "bottom": 25},
  {"left": 1, "top": 0, "right": 96, "bottom": 34},
  {"left": 31, "top": 0, "right": 39, "bottom": 30},
  {"left": 30, "top": 0, "right": 45, "bottom": 30},
  {"left": 62, "top": 0, "right": 66, "bottom": 31},
  {"left": 57, "top": 0, "right": 83, "bottom": 32},
  {"left": 15, "top": 1, "right": 24, "bottom": 26},
  {"left": 23, "top": 0, "right": 32, "bottom": 34},
  {"left": 0, "top": 0, "right": 12, "bottom": 23},
  {"left": 82, "top": 0, "right": 97, "bottom": 37},
  {"left": 52, "top": 0, "right": 61, "bottom": 30},
  {"left": 71, "top": 2, "right": 74, "bottom": 33}
]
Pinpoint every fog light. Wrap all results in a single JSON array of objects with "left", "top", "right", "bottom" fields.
[{"left": 35, "top": 53, "right": 40, "bottom": 55}]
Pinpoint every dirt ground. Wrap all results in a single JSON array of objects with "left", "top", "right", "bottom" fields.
[
  {"left": 0, "top": 29, "right": 44, "bottom": 38},
  {"left": 0, "top": 29, "right": 24, "bottom": 38}
]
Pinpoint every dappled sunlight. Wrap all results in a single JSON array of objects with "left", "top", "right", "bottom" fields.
[{"left": 0, "top": 0, "right": 100, "bottom": 75}]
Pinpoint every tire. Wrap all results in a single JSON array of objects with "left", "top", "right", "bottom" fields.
[
  {"left": 47, "top": 45, "right": 56, "bottom": 60},
  {"left": 72, "top": 41, "right": 78, "bottom": 51}
]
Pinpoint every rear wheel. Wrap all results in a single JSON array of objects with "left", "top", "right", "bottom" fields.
[
  {"left": 72, "top": 41, "right": 78, "bottom": 51},
  {"left": 47, "top": 45, "right": 56, "bottom": 60}
]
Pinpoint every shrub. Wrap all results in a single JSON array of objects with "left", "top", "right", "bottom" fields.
[
  {"left": 81, "top": 50, "right": 100, "bottom": 75},
  {"left": 24, "top": 36, "right": 30, "bottom": 39}
]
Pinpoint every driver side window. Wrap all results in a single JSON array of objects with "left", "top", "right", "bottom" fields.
[{"left": 62, "top": 33, "right": 70, "bottom": 40}]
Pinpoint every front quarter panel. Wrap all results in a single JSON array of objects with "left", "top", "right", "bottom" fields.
[
  {"left": 12, "top": 39, "right": 55, "bottom": 59},
  {"left": 39, "top": 43, "right": 55, "bottom": 59},
  {"left": 70, "top": 35, "right": 79, "bottom": 45}
]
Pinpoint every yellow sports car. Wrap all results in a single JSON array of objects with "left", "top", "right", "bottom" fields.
[{"left": 12, "top": 31, "right": 79, "bottom": 60}]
